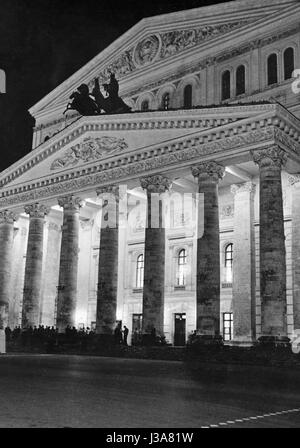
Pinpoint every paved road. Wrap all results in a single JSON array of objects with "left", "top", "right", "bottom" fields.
[{"left": 0, "top": 354, "right": 299, "bottom": 428}]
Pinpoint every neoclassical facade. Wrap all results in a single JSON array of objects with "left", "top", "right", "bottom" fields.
[{"left": 0, "top": 0, "right": 300, "bottom": 347}]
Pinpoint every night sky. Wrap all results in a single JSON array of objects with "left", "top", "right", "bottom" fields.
[{"left": 0, "top": 0, "right": 224, "bottom": 171}]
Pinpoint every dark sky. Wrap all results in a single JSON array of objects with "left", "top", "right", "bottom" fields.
[{"left": 0, "top": 0, "right": 225, "bottom": 171}]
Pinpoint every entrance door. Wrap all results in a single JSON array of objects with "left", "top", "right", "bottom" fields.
[
  {"left": 174, "top": 313, "right": 186, "bottom": 346},
  {"left": 132, "top": 314, "right": 143, "bottom": 345}
]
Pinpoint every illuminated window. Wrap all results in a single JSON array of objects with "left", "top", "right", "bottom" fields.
[
  {"left": 225, "top": 243, "right": 233, "bottom": 283},
  {"left": 221, "top": 70, "right": 231, "bottom": 100},
  {"left": 177, "top": 249, "right": 187, "bottom": 287},
  {"left": 141, "top": 100, "right": 149, "bottom": 111},
  {"left": 236, "top": 65, "right": 246, "bottom": 96},
  {"left": 162, "top": 92, "right": 170, "bottom": 110},
  {"left": 136, "top": 254, "right": 144, "bottom": 288},
  {"left": 183, "top": 85, "right": 192, "bottom": 108},
  {"left": 267, "top": 53, "right": 278, "bottom": 85},
  {"left": 284, "top": 48, "right": 294, "bottom": 80},
  {"left": 223, "top": 313, "right": 233, "bottom": 341}
]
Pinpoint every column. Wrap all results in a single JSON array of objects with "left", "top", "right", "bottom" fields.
[
  {"left": 56, "top": 195, "right": 83, "bottom": 332},
  {"left": 140, "top": 175, "right": 171, "bottom": 338},
  {"left": 231, "top": 182, "right": 256, "bottom": 344},
  {"left": 22, "top": 203, "right": 49, "bottom": 328},
  {"left": 251, "top": 146, "right": 288, "bottom": 343},
  {"left": 290, "top": 176, "right": 300, "bottom": 331},
  {"left": 96, "top": 185, "right": 119, "bottom": 336},
  {"left": 192, "top": 161, "right": 225, "bottom": 338},
  {"left": 0, "top": 210, "right": 17, "bottom": 352}
]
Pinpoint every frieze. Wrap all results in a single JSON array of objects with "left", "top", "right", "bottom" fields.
[
  {"left": 50, "top": 136, "right": 128, "bottom": 170},
  {"left": 0, "top": 127, "right": 275, "bottom": 209}
]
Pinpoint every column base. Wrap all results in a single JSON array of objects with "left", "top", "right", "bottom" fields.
[
  {"left": 256, "top": 335, "right": 291, "bottom": 349},
  {"left": 95, "top": 334, "right": 116, "bottom": 347},
  {"left": 0, "top": 330, "right": 6, "bottom": 354},
  {"left": 140, "top": 333, "right": 166, "bottom": 346}
]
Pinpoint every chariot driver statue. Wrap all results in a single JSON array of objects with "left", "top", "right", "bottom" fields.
[{"left": 64, "top": 72, "right": 131, "bottom": 116}]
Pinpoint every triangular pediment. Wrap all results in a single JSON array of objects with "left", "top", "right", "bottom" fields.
[{"left": 29, "top": 0, "right": 300, "bottom": 119}]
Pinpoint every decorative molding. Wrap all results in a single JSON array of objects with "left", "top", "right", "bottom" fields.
[
  {"left": 140, "top": 174, "right": 171, "bottom": 193},
  {"left": 0, "top": 127, "right": 278, "bottom": 209},
  {"left": 79, "top": 218, "right": 94, "bottom": 230},
  {"left": 50, "top": 136, "right": 128, "bottom": 170},
  {"left": 251, "top": 145, "right": 288, "bottom": 168},
  {"left": 96, "top": 185, "right": 120, "bottom": 197},
  {"left": 191, "top": 161, "right": 225, "bottom": 181},
  {"left": 47, "top": 221, "right": 61, "bottom": 232},
  {"left": 57, "top": 195, "right": 83, "bottom": 211},
  {"left": 24, "top": 203, "right": 49, "bottom": 218},
  {"left": 0, "top": 210, "right": 17, "bottom": 224}
]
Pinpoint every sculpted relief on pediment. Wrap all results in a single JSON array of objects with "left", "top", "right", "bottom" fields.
[
  {"left": 87, "top": 20, "right": 253, "bottom": 88},
  {"left": 50, "top": 136, "right": 128, "bottom": 170}
]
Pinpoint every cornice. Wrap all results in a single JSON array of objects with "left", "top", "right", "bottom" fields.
[{"left": 0, "top": 126, "right": 285, "bottom": 210}]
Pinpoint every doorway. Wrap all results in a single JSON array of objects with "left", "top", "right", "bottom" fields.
[
  {"left": 132, "top": 314, "right": 143, "bottom": 345},
  {"left": 174, "top": 313, "right": 186, "bottom": 346}
]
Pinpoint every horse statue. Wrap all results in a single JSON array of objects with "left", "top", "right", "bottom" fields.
[{"left": 64, "top": 73, "right": 131, "bottom": 116}]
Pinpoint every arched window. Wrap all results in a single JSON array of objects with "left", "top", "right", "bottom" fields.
[
  {"left": 221, "top": 70, "right": 231, "bottom": 101},
  {"left": 136, "top": 254, "right": 144, "bottom": 289},
  {"left": 161, "top": 92, "right": 170, "bottom": 110},
  {"left": 177, "top": 249, "right": 187, "bottom": 287},
  {"left": 236, "top": 65, "right": 246, "bottom": 96},
  {"left": 267, "top": 53, "right": 278, "bottom": 85},
  {"left": 284, "top": 47, "right": 295, "bottom": 80},
  {"left": 225, "top": 243, "right": 233, "bottom": 283},
  {"left": 183, "top": 85, "right": 192, "bottom": 108},
  {"left": 141, "top": 100, "right": 149, "bottom": 111}
]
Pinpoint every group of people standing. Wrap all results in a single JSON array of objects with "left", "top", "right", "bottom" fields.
[{"left": 114, "top": 323, "right": 129, "bottom": 345}]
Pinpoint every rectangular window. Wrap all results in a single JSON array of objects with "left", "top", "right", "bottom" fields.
[{"left": 223, "top": 313, "right": 233, "bottom": 341}]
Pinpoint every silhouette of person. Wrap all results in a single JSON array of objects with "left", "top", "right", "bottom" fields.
[{"left": 123, "top": 326, "right": 129, "bottom": 346}]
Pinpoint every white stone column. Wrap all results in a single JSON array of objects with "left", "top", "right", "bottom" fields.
[
  {"left": 22, "top": 203, "right": 49, "bottom": 328},
  {"left": 252, "top": 146, "right": 288, "bottom": 344},
  {"left": 231, "top": 182, "right": 256, "bottom": 344},
  {"left": 0, "top": 210, "right": 17, "bottom": 352},
  {"left": 290, "top": 176, "right": 300, "bottom": 332},
  {"left": 56, "top": 195, "right": 83, "bottom": 332},
  {"left": 192, "top": 162, "right": 224, "bottom": 339}
]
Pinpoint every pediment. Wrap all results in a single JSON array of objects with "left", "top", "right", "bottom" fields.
[{"left": 29, "top": 0, "right": 299, "bottom": 118}]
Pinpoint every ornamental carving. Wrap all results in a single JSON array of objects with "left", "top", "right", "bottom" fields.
[
  {"left": 57, "top": 195, "right": 83, "bottom": 211},
  {"left": 96, "top": 185, "right": 120, "bottom": 198},
  {"left": 134, "top": 35, "right": 161, "bottom": 67},
  {"left": 50, "top": 136, "right": 128, "bottom": 170},
  {"left": 0, "top": 210, "right": 17, "bottom": 224},
  {"left": 251, "top": 146, "right": 288, "bottom": 168},
  {"left": 191, "top": 162, "right": 225, "bottom": 181},
  {"left": 24, "top": 203, "right": 49, "bottom": 218},
  {"left": 220, "top": 205, "right": 234, "bottom": 219},
  {"left": 288, "top": 175, "right": 300, "bottom": 186},
  {"left": 140, "top": 175, "right": 171, "bottom": 193},
  {"left": 159, "top": 21, "right": 251, "bottom": 59}
]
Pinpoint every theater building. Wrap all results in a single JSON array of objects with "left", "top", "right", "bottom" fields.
[{"left": 0, "top": 0, "right": 300, "bottom": 347}]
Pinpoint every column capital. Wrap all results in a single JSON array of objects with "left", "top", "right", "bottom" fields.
[
  {"left": 140, "top": 175, "right": 171, "bottom": 194},
  {"left": 231, "top": 182, "right": 256, "bottom": 196},
  {"left": 24, "top": 203, "right": 49, "bottom": 218},
  {"left": 58, "top": 195, "right": 83, "bottom": 211},
  {"left": 191, "top": 161, "right": 225, "bottom": 182},
  {"left": 0, "top": 210, "right": 17, "bottom": 224},
  {"left": 251, "top": 145, "right": 287, "bottom": 168}
]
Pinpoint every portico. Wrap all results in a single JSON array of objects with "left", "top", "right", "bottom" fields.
[{"left": 0, "top": 103, "right": 299, "bottom": 347}]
